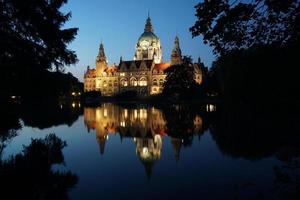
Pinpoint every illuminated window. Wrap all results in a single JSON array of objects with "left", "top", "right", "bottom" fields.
[
  {"left": 108, "top": 80, "right": 112, "bottom": 87},
  {"left": 120, "top": 72, "right": 125, "bottom": 76},
  {"left": 103, "top": 81, "right": 107, "bottom": 87},
  {"left": 159, "top": 79, "right": 164, "bottom": 86},
  {"left": 121, "top": 79, "right": 128, "bottom": 87},
  {"left": 114, "top": 80, "right": 118, "bottom": 86},
  {"left": 153, "top": 79, "right": 158, "bottom": 86},
  {"left": 130, "top": 77, "right": 138, "bottom": 86},
  {"left": 139, "top": 77, "right": 147, "bottom": 86}
]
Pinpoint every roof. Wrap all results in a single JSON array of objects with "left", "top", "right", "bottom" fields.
[
  {"left": 104, "top": 65, "right": 118, "bottom": 74},
  {"left": 153, "top": 63, "right": 171, "bottom": 72},
  {"left": 138, "top": 31, "right": 159, "bottom": 43},
  {"left": 84, "top": 69, "right": 96, "bottom": 78},
  {"left": 119, "top": 59, "right": 153, "bottom": 70}
]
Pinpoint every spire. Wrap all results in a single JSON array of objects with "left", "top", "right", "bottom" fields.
[
  {"left": 171, "top": 138, "right": 182, "bottom": 162},
  {"left": 97, "top": 42, "right": 106, "bottom": 62},
  {"left": 173, "top": 35, "right": 181, "bottom": 52},
  {"left": 144, "top": 14, "right": 153, "bottom": 32},
  {"left": 97, "top": 136, "right": 107, "bottom": 155},
  {"left": 171, "top": 35, "right": 183, "bottom": 65}
]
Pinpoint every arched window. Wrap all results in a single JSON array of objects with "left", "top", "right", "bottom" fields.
[
  {"left": 120, "top": 79, "right": 128, "bottom": 87},
  {"left": 114, "top": 80, "right": 118, "bottom": 86},
  {"left": 130, "top": 77, "right": 138, "bottom": 86},
  {"left": 159, "top": 79, "right": 164, "bottom": 86},
  {"left": 139, "top": 77, "right": 147, "bottom": 86},
  {"left": 103, "top": 81, "right": 107, "bottom": 87},
  {"left": 108, "top": 80, "right": 112, "bottom": 87},
  {"left": 153, "top": 79, "right": 158, "bottom": 86}
]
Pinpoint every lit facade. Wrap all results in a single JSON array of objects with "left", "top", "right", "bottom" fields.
[{"left": 84, "top": 15, "right": 206, "bottom": 96}]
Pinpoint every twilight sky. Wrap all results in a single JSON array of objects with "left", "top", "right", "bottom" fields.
[{"left": 61, "top": 0, "right": 214, "bottom": 81}]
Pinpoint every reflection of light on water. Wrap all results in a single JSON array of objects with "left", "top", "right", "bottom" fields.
[
  {"left": 134, "top": 109, "right": 138, "bottom": 119},
  {"left": 206, "top": 104, "right": 217, "bottom": 112},
  {"left": 142, "top": 147, "right": 149, "bottom": 155},
  {"left": 140, "top": 109, "right": 147, "bottom": 119},
  {"left": 124, "top": 109, "right": 128, "bottom": 118},
  {"left": 120, "top": 121, "right": 126, "bottom": 127}
]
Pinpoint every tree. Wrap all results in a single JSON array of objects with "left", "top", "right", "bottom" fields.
[
  {"left": 0, "top": 0, "right": 78, "bottom": 97},
  {"left": 190, "top": 0, "right": 300, "bottom": 55},
  {"left": 0, "top": 134, "right": 78, "bottom": 200},
  {"left": 163, "top": 56, "right": 197, "bottom": 98}
]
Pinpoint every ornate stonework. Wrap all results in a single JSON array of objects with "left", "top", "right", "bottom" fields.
[{"left": 84, "top": 15, "right": 206, "bottom": 96}]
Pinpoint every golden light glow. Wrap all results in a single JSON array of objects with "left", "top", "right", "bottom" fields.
[
  {"left": 124, "top": 109, "right": 128, "bottom": 118},
  {"left": 139, "top": 109, "right": 147, "bottom": 119},
  {"left": 134, "top": 109, "right": 138, "bottom": 119},
  {"left": 72, "top": 102, "right": 76, "bottom": 108},
  {"left": 104, "top": 108, "right": 108, "bottom": 117},
  {"left": 120, "top": 121, "right": 126, "bottom": 127}
]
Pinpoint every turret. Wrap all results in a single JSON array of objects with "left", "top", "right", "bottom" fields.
[
  {"left": 171, "top": 36, "right": 182, "bottom": 66},
  {"left": 96, "top": 42, "right": 107, "bottom": 76}
]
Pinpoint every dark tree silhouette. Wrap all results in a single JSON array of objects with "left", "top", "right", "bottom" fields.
[
  {"left": 0, "top": 134, "right": 78, "bottom": 200},
  {"left": 190, "top": 0, "right": 300, "bottom": 55},
  {"left": 163, "top": 56, "right": 197, "bottom": 98},
  {"left": 0, "top": 0, "right": 78, "bottom": 98}
]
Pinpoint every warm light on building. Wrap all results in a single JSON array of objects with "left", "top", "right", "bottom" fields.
[{"left": 83, "top": 15, "right": 205, "bottom": 96}]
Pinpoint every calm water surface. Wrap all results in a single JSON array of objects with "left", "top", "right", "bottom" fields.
[{"left": 1, "top": 102, "right": 299, "bottom": 200}]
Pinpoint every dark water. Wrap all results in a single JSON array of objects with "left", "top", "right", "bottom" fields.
[{"left": 1, "top": 102, "right": 300, "bottom": 200}]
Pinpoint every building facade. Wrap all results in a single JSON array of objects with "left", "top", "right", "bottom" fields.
[{"left": 84, "top": 15, "right": 206, "bottom": 96}]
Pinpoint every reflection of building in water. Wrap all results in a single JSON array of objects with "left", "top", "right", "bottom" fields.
[
  {"left": 134, "top": 135, "right": 162, "bottom": 179},
  {"left": 84, "top": 104, "right": 203, "bottom": 177}
]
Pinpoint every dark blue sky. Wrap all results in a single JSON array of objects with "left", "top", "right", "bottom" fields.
[{"left": 62, "top": 0, "right": 214, "bottom": 81}]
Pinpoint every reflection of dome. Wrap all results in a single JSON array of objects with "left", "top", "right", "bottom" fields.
[{"left": 138, "top": 32, "right": 159, "bottom": 44}]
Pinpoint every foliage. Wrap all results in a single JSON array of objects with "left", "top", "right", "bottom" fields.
[
  {"left": 0, "top": 134, "right": 78, "bottom": 200},
  {"left": 190, "top": 0, "right": 300, "bottom": 55},
  {"left": 0, "top": 0, "right": 78, "bottom": 98},
  {"left": 83, "top": 91, "right": 102, "bottom": 99},
  {"left": 208, "top": 45, "right": 299, "bottom": 102},
  {"left": 115, "top": 90, "right": 138, "bottom": 100},
  {"left": 163, "top": 56, "right": 199, "bottom": 98}
]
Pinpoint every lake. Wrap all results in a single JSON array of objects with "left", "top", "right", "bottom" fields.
[{"left": 1, "top": 102, "right": 299, "bottom": 200}]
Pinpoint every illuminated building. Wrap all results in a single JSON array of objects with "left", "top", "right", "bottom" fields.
[{"left": 84, "top": 15, "right": 206, "bottom": 96}]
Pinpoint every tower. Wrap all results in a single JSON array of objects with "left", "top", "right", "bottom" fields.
[
  {"left": 171, "top": 36, "right": 182, "bottom": 65},
  {"left": 96, "top": 42, "right": 107, "bottom": 76},
  {"left": 134, "top": 15, "right": 162, "bottom": 63}
]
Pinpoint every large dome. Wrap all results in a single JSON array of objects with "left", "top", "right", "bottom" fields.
[{"left": 138, "top": 31, "right": 159, "bottom": 43}]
